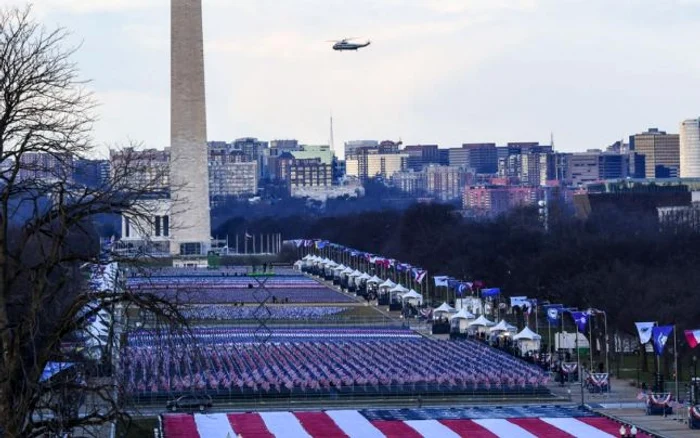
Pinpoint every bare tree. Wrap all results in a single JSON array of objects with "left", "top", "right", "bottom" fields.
[{"left": 0, "top": 6, "right": 183, "bottom": 437}]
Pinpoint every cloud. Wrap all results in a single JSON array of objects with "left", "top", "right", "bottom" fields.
[{"left": 31, "top": 0, "right": 166, "bottom": 14}]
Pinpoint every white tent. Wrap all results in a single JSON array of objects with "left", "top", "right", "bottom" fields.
[
  {"left": 358, "top": 273, "right": 371, "bottom": 281},
  {"left": 349, "top": 270, "right": 363, "bottom": 278},
  {"left": 468, "top": 315, "right": 495, "bottom": 328},
  {"left": 401, "top": 289, "right": 423, "bottom": 304},
  {"left": 450, "top": 308, "right": 475, "bottom": 321},
  {"left": 302, "top": 255, "right": 312, "bottom": 261},
  {"left": 342, "top": 267, "right": 354, "bottom": 275},
  {"left": 379, "top": 279, "right": 396, "bottom": 289},
  {"left": 489, "top": 319, "right": 517, "bottom": 334},
  {"left": 366, "top": 275, "right": 382, "bottom": 284},
  {"left": 513, "top": 326, "right": 542, "bottom": 341},
  {"left": 390, "top": 284, "right": 408, "bottom": 294},
  {"left": 450, "top": 307, "right": 476, "bottom": 332},
  {"left": 332, "top": 264, "right": 347, "bottom": 272},
  {"left": 513, "top": 326, "right": 542, "bottom": 354},
  {"left": 433, "top": 302, "right": 457, "bottom": 318},
  {"left": 293, "top": 260, "right": 303, "bottom": 269}
]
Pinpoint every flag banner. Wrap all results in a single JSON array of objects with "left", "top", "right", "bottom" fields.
[
  {"left": 635, "top": 322, "right": 655, "bottom": 344},
  {"left": 561, "top": 362, "right": 578, "bottom": 374},
  {"left": 685, "top": 329, "right": 700, "bottom": 349},
  {"left": 651, "top": 325, "right": 673, "bottom": 356},
  {"left": 413, "top": 269, "right": 427, "bottom": 283},
  {"left": 510, "top": 296, "right": 529, "bottom": 308},
  {"left": 544, "top": 304, "right": 563, "bottom": 324},
  {"left": 570, "top": 311, "right": 589, "bottom": 332},
  {"left": 434, "top": 276, "right": 449, "bottom": 287},
  {"left": 456, "top": 283, "right": 469, "bottom": 297},
  {"left": 481, "top": 288, "right": 500, "bottom": 297}
]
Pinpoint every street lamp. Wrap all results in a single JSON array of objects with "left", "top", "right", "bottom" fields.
[{"left": 693, "top": 355, "right": 698, "bottom": 405}]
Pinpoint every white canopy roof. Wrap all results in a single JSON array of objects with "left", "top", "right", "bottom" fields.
[
  {"left": 303, "top": 254, "right": 312, "bottom": 261},
  {"left": 366, "top": 275, "right": 382, "bottom": 284},
  {"left": 333, "top": 264, "right": 347, "bottom": 272},
  {"left": 468, "top": 315, "right": 495, "bottom": 327},
  {"left": 450, "top": 307, "right": 475, "bottom": 321},
  {"left": 349, "top": 270, "right": 363, "bottom": 277},
  {"left": 358, "top": 273, "right": 371, "bottom": 281},
  {"left": 390, "top": 284, "right": 408, "bottom": 293},
  {"left": 489, "top": 319, "right": 517, "bottom": 333},
  {"left": 323, "top": 258, "right": 337, "bottom": 267},
  {"left": 513, "top": 326, "right": 542, "bottom": 341},
  {"left": 293, "top": 260, "right": 303, "bottom": 267},
  {"left": 342, "top": 267, "right": 354, "bottom": 275},
  {"left": 434, "top": 302, "right": 457, "bottom": 314},
  {"left": 401, "top": 290, "right": 422, "bottom": 301},
  {"left": 379, "top": 279, "right": 396, "bottom": 289}
]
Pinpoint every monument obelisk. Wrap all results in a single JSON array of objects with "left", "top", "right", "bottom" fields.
[{"left": 170, "top": 0, "right": 211, "bottom": 259}]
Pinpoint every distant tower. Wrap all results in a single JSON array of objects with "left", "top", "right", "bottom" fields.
[
  {"left": 680, "top": 118, "right": 700, "bottom": 178},
  {"left": 170, "top": 0, "right": 211, "bottom": 258},
  {"left": 329, "top": 114, "right": 336, "bottom": 158}
]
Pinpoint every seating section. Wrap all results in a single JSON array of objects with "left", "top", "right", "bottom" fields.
[
  {"left": 162, "top": 407, "right": 646, "bottom": 437},
  {"left": 180, "top": 306, "right": 346, "bottom": 320},
  {"left": 127, "top": 274, "right": 355, "bottom": 304},
  {"left": 121, "top": 328, "right": 547, "bottom": 396}
]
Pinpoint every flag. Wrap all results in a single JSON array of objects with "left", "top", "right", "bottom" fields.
[
  {"left": 481, "top": 287, "right": 500, "bottom": 297},
  {"left": 456, "top": 283, "right": 469, "bottom": 296},
  {"left": 635, "top": 322, "right": 655, "bottom": 344},
  {"left": 570, "top": 311, "right": 589, "bottom": 332},
  {"left": 685, "top": 329, "right": 700, "bottom": 349},
  {"left": 245, "top": 232, "right": 253, "bottom": 239},
  {"left": 413, "top": 269, "right": 427, "bottom": 283},
  {"left": 434, "top": 276, "right": 449, "bottom": 287},
  {"left": 651, "top": 325, "right": 674, "bottom": 356},
  {"left": 544, "top": 304, "right": 564, "bottom": 324},
  {"left": 510, "top": 296, "right": 529, "bottom": 308}
]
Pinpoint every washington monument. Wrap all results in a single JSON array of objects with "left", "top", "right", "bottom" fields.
[{"left": 170, "top": 0, "right": 211, "bottom": 258}]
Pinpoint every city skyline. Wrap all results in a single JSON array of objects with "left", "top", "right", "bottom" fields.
[{"left": 8, "top": 0, "right": 700, "bottom": 155}]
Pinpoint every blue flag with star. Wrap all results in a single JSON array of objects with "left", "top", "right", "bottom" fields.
[{"left": 652, "top": 325, "right": 674, "bottom": 356}]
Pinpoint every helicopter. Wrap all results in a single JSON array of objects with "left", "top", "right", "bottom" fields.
[{"left": 328, "top": 37, "right": 371, "bottom": 51}]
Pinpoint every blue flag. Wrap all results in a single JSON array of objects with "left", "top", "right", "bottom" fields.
[
  {"left": 570, "top": 311, "right": 589, "bottom": 332},
  {"left": 544, "top": 304, "right": 564, "bottom": 324},
  {"left": 652, "top": 325, "right": 674, "bottom": 356},
  {"left": 481, "top": 287, "right": 500, "bottom": 297}
]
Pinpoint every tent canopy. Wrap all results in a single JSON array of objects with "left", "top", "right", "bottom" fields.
[
  {"left": 342, "top": 267, "right": 354, "bottom": 275},
  {"left": 489, "top": 319, "right": 517, "bottom": 333},
  {"left": 332, "top": 264, "right": 347, "bottom": 272},
  {"left": 379, "top": 279, "right": 396, "bottom": 289},
  {"left": 401, "top": 290, "right": 422, "bottom": 301},
  {"left": 358, "top": 273, "right": 371, "bottom": 281},
  {"left": 450, "top": 307, "right": 475, "bottom": 321},
  {"left": 513, "top": 326, "right": 542, "bottom": 341},
  {"left": 390, "top": 284, "right": 408, "bottom": 293},
  {"left": 468, "top": 315, "right": 495, "bottom": 327},
  {"left": 366, "top": 275, "right": 383, "bottom": 284},
  {"left": 434, "top": 302, "right": 457, "bottom": 314},
  {"left": 349, "top": 270, "right": 363, "bottom": 277}
]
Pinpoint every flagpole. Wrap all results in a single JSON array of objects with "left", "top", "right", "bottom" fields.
[
  {"left": 548, "top": 318, "right": 552, "bottom": 369},
  {"left": 576, "top": 321, "right": 583, "bottom": 406},
  {"left": 674, "top": 324, "right": 679, "bottom": 401}
]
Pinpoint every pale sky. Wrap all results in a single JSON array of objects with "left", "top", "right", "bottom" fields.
[{"left": 7, "top": 0, "right": 700, "bottom": 155}]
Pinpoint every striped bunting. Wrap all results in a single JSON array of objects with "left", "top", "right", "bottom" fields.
[{"left": 162, "top": 411, "right": 649, "bottom": 438}]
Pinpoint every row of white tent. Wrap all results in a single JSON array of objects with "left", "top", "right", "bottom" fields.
[
  {"left": 433, "top": 301, "right": 541, "bottom": 342},
  {"left": 298, "top": 256, "right": 424, "bottom": 304}
]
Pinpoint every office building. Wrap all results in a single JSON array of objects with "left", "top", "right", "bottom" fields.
[
  {"left": 291, "top": 144, "right": 333, "bottom": 165},
  {"left": 392, "top": 170, "right": 426, "bottom": 197},
  {"left": 463, "top": 143, "right": 498, "bottom": 174},
  {"left": 403, "top": 144, "right": 440, "bottom": 171},
  {"left": 680, "top": 118, "right": 700, "bottom": 178},
  {"left": 346, "top": 151, "right": 408, "bottom": 181},
  {"left": 73, "top": 159, "right": 110, "bottom": 188},
  {"left": 448, "top": 148, "right": 470, "bottom": 169},
  {"left": 288, "top": 158, "right": 332, "bottom": 192},
  {"left": 208, "top": 151, "right": 258, "bottom": 203},
  {"left": 110, "top": 148, "right": 170, "bottom": 192},
  {"left": 425, "top": 165, "right": 468, "bottom": 201},
  {"left": 345, "top": 140, "right": 378, "bottom": 159},
  {"left": 18, "top": 152, "right": 74, "bottom": 184},
  {"left": 568, "top": 152, "right": 600, "bottom": 187},
  {"left": 631, "top": 128, "right": 680, "bottom": 178}
]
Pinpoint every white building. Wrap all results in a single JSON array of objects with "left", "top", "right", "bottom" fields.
[{"left": 680, "top": 118, "right": 700, "bottom": 178}]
